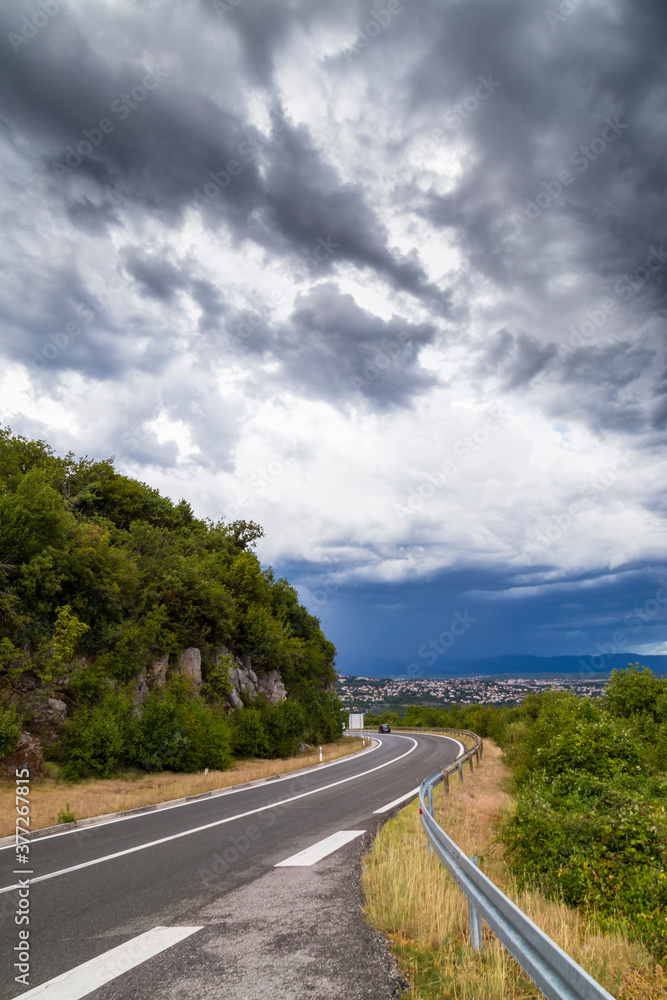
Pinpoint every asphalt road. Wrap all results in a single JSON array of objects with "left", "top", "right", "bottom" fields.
[{"left": 1, "top": 732, "right": 462, "bottom": 999}]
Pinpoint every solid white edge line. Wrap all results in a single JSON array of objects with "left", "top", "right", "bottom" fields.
[
  {"left": 0, "top": 738, "right": 381, "bottom": 851},
  {"left": 400, "top": 731, "right": 465, "bottom": 758},
  {"left": 373, "top": 787, "right": 420, "bottom": 814},
  {"left": 371, "top": 732, "right": 465, "bottom": 812},
  {"left": 275, "top": 829, "right": 365, "bottom": 866},
  {"left": 16, "top": 925, "right": 202, "bottom": 1000},
  {"left": 0, "top": 738, "right": 418, "bottom": 894}
]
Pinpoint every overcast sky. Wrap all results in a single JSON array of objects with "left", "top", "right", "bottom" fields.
[{"left": 1, "top": 0, "right": 666, "bottom": 675}]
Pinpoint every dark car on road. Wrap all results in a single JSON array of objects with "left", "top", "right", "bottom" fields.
[{"left": 378, "top": 723, "right": 391, "bottom": 733}]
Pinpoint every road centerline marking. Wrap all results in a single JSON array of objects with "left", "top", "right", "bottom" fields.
[
  {"left": 0, "top": 739, "right": 381, "bottom": 852},
  {"left": 0, "top": 737, "right": 418, "bottom": 894},
  {"left": 275, "top": 830, "right": 365, "bottom": 866},
  {"left": 16, "top": 925, "right": 202, "bottom": 999}
]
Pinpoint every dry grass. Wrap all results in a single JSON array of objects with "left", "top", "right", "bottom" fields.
[
  {"left": 362, "top": 740, "right": 665, "bottom": 1000},
  {"left": 0, "top": 737, "right": 365, "bottom": 837}
]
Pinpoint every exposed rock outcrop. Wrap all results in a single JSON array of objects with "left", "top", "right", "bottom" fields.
[
  {"left": 133, "top": 672, "right": 149, "bottom": 706},
  {"left": 146, "top": 656, "right": 169, "bottom": 689},
  {"left": 45, "top": 698, "right": 67, "bottom": 724},
  {"left": 176, "top": 647, "right": 202, "bottom": 693},
  {"left": 214, "top": 645, "right": 286, "bottom": 710},
  {"left": 0, "top": 731, "right": 44, "bottom": 779},
  {"left": 7, "top": 686, "right": 68, "bottom": 726}
]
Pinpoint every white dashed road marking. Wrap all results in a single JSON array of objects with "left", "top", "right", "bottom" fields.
[
  {"left": 16, "top": 926, "right": 202, "bottom": 999},
  {"left": 275, "top": 830, "right": 366, "bottom": 866},
  {"left": 0, "top": 738, "right": 418, "bottom": 895}
]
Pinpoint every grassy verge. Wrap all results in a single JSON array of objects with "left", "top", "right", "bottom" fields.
[
  {"left": 362, "top": 740, "right": 665, "bottom": 1000},
  {"left": 0, "top": 736, "right": 365, "bottom": 837}
]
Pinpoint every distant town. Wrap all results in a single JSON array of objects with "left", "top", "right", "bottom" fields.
[{"left": 337, "top": 674, "right": 608, "bottom": 713}]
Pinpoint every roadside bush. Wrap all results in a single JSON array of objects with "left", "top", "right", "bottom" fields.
[
  {"left": 229, "top": 707, "right": 268, "bottom": 757},
  {"left": 298, "top": 689, "right": 345, "bottom": 743},
  {"left": 0, "top": 704, "right": 22, "bottom": 756},
  {"left": 178, "top": 699, "right": 233, "bottom": 771},
  {"left": 131, "top": 690, "right": 190, "bottom": 772},
  {"left": 262, "top": 699, "right": 306, "bottom": 757},
  {"left": 60, "top": 693, "right": 135, "bottom": 779},
  {"left": 496, "top": 672, "right": 667, "bottom": 960},
  {"left": 132, "top": 686, "right": 233, "bottom": 772}
]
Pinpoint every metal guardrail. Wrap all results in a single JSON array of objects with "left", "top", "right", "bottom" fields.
[{"left": 419, "top": 730, "right": 616, "bottom": 1000}]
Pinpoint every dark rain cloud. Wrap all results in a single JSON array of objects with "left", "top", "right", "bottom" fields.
[
  {"left": 230, "top": 282, "right": 439, "bottom": 409},
  {"left": 0, "top": 0, "right": 666, "bottom": 437}
]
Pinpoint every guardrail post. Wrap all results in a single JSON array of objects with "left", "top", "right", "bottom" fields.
[
  {"left": 427, "top": 785, "right": 434, "bottom": 856},
  {"left": 468, "top": 857, "right": 483, "bottom": 952},
  {"left": 468, "top": 755, "right": 474, "bottom": 773},
  {"left": 458, "top": 761, "right": 463, "bottom": 782},
  {"left": 443, "top": 771, "right": 449, "bottom": 795}
]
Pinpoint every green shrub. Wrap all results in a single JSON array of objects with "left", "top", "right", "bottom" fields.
[
  {"left": 60, "top": 694, "right": 135, "bottom": 779},
  {"left": 57, "top": 802, "right": 77, "bottom": 823},
  {"left": 258, "top": 699, "right": 306, "bottom": 758},
  {"left": 605, "top": 662, "right": 664, "bottom": 720},
  {"left": 496, "top": 678, "right": 667, "bottom": 960},
  {"left": 131, "top": 687, "right": 232, "bottom": 772},
  {"left": 0, "top": 705, "right": 22, "bottom": 756},
  {"left": 178, "top": 699, "right": 233, "bottom": 771},
  {"left": 229, "top": 707, "right": 268, "bottom": 757},
  {"left": 131, "top": 691, "right": 189, "bottom": 772}
]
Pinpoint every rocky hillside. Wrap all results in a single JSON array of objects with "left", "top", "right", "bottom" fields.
[{"left": 0, "top": 426, "right": 343, "bottom": 777}]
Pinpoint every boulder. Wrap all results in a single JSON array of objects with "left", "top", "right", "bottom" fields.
[
  {"left": 226, "top": 687, "right": 243, "bottom": 710},
  {"left": 147, "top": 657, "right": 169, "bottom": 689},
  {"left": 176, "top": 647, "right": 202, "bottom": 694},
  {"left": 46, "top": 698, "right": 67, "bottom": 724},
  {"left": 0, "top": 731, "right": 44, "bottom": 779},
  {"left": 11, "top": 674, "right": 38, "bottom": 695},
  {"left": 214, "top": 648, "right": 287, "bottom": 710},
  {"left": 273, "top": 680, "right": 286, "bottom": 702},
  {"left": 132, "top": 672, "right": 149, "bottom": 706},
  {"left": 258, "top": 671, "right": 275, "bottom": 695}
]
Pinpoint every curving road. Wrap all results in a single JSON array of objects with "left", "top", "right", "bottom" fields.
[{"left": 1, "top": 732, "right": 462, "bottom": 999}]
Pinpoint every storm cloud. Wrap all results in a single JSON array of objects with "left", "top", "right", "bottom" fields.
[{"left": 1, "top": 0, "right": 666, "bottom": 669}]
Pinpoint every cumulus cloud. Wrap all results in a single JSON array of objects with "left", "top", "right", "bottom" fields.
[{"left": 1, "top": 0, "right": 666, "bottom": 664}]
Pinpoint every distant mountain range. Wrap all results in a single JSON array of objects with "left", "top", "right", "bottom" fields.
[{"left": 344, "top": 653, "right": 667, "bottom": 678}]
